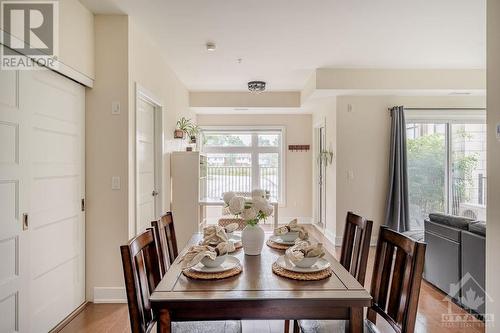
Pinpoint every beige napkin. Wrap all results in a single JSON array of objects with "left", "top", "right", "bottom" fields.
[
  {"left": 274, "top": 219, "right": 308, "bottom": 240},
  {"left": 223, "top": 223, "right": 239, "bottom": 234},
  {"left": 180, "top": 242, "right": 235, "bottom": 269},
  {"left": 201, "top": 225, "right": 234, "bottom": 245},
  {"left": 285, "top": 240, "right": 325, "bottom": 264}
]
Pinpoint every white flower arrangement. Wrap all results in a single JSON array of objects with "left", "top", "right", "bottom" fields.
[{"left": 223, "top": 190, "right": 273, "bottom": 226}]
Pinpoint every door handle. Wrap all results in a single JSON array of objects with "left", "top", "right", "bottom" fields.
[
  {"left": 22, "top": 213, "right": 29, "bottom": 231},
  {"left": 152, "top": 190, "right": 159, "bottom": 197}
]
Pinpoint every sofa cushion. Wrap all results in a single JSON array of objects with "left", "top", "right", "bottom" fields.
[
  {"left": 428, "top": 213, "right": 475, "bottom": 230},
  {"left": 402, "top": 229, "right": 425, "bottom": 242},
  {"left": 468, "top": 221, "right": 486, "bottom": 236}
]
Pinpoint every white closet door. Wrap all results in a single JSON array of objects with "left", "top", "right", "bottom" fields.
[
  {"left": 136, "top": 98, "right": 157, "bottom": 233},
  {"left": 0, "top": 70, "right": 29, "bottom": 333},
  {"left": 0, "top": 54, "right": 85, "bottom": 332},
  {"left": 22, "top": 69, "right": 85, "bottom": 332}
]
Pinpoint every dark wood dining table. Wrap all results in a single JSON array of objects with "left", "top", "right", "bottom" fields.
[{"left": 150, "top": 232, "right": 372, "bottom": 333}]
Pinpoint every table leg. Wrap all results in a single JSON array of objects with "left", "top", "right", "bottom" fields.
[
  {"left": 157, "top": 309, "right": 172, "bottom": 333},
  {"left": 348, "top": 307, "right": 363, "bottom": 333}
]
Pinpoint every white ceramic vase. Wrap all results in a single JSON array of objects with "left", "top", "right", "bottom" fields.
[{"left": 241, "top": 224, "right": 265, "bottom": 255}]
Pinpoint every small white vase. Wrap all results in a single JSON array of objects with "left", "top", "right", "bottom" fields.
[{"left": 241, "top": 224, "right": 265, "bottom": 255}]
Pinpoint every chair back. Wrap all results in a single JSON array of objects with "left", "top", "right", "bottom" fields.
[
  {"left": 151, "top": 212, "right": 178, "bottom": 276},
  {"left": 367, "top": 226, "right": 426, "bottom": 333},
  {"left": 120, "top": 229, "right": 162, "bottom": 333},
  {"left": 339, "top": 211, "right": 373, "bottom": 285}
]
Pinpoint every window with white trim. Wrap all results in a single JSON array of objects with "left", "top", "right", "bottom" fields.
[{"left": 201, "top": 128, "right": 284, "bottom": 203}]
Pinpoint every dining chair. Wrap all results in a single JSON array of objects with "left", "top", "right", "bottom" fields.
[
  {"left": 339, "top": 211, "right": 373, "bottom": 286},
  {"left": 285, "top": 212, "right": 373, "bottom": 333},
  {"left": 297, "top": 226, "right": 426, "bottom": 333},
  {"left": 121, "top": 228, "right": 242, "bottom": 333},
  {"left": 151, "top": 212, "right": 178, "bottom": 276}
]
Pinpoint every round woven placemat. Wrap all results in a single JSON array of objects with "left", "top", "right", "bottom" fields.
[
  {"left": 272, "top": 262, "right": 332, "bottom": 281},
  {"left": 183, "top": 264, "right": 243, "bottom": 280},
  {"left": 231, "top": 241, "right": 242, "bottom": 252},
  {"left": 266, "top": 239, "right": 292, "bottom": 250}
]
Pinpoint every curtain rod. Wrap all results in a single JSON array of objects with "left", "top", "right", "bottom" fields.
[{"left": 388, "top": 107, "right": 486, "bottom": 111}]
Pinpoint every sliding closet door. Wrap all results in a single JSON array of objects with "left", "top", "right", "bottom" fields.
[
  {"left": 22, "top": 69, "right": 85, "bottom": 332},
  {"left": 0, "top": 54, "right": 85, "bottom": 332},
  {"left": 0, "top": 70, "right": 29, "bottom": 333}
]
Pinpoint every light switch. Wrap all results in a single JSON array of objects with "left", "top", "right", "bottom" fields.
[
  {"left": 112, "top": 101, "right": 121, "bottom": 115},
  {"left": 347, "top": 104, "right": 353, "bottom": 112},
  {"left": 111, "top": 176, "right": 121, "bottom": 190}
]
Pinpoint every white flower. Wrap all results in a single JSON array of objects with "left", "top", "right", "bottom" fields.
[
  {"left": 228, "top": 196, "right": 245, "bottom": 215},
  {"left": 223, "top": 192, "right": 236, "bottom": 205},
  {"left": 252, "top": 189, "right": 266, "bottom": 199},
  {"left": 242, "top": 207, "right": 258, "bottom": 220},
  {"left": 262, "top": 204, "right": 274, "bottom": 216},
  {"left": 252, "top": 197, "right": 268, "bottom": 212}
]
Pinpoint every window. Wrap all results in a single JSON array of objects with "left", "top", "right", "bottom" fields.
[
  {"left": 201, "top": 128, "right": 284, "bottom": 202},
  {"left": 406, "top": 112, "right": 486, "bottom": 230}
]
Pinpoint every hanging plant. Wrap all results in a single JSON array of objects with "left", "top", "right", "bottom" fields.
[{"left": 318, "top": 149, "right": 334, "bottom": 166}]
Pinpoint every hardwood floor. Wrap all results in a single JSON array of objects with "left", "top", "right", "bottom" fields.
[{"left": 60, "top": 225, "right": 485, "bottom": 333}]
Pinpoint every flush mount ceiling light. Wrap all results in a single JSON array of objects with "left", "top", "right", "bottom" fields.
[
  {"left": 248, "top": 81, "right": 266, "bottom": 93},
  {"left": 206, "top": 42, "right": 216, "bottom": 51}
]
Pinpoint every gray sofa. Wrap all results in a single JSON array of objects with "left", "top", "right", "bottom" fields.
[{"left": 424, "top": 213, "right": 485, "bottom": 315}]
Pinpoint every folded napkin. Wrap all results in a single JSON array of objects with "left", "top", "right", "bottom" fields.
[
  {"left": 285, "top": 240, "right": 325, "bottom": 264},
  {"left": 180, "top": 242, "right": 235, "bottom": 269},
  {"left": 274, "top": 219, "right": 308, "bottom": 240},
  {"left": 201, "top": 225, "right": 235, "bottom": 245}
]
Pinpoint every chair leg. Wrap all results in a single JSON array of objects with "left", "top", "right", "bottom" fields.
[
  {"left": 293, "top": 320, "right": 300, "bottom": 333},
  {"left": 284, "top": 320, "right": 290, "bottom": 333}
]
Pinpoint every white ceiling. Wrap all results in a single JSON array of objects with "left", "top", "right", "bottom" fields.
[{"left": 80, "top": 0, "right": 486, "bottom": 91}]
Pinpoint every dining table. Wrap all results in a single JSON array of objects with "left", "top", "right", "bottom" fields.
[{"left": 150, "top": 232, "right": 372, "bottom": 333}]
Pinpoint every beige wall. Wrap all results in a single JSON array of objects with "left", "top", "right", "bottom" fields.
[
  {"left": 190, "top": 91, "right": 301, "bottom": 108},
  {"left": 85, "top": 15, "right": 129, "bottom": 301},
  {"left": 197, "top": 114, "right": 313, "bottom": 221},
  {"left": 59, "top": 0, "right": 95, "bottom": 81},
  {"left": 486, "top": 0, "right": 500, "bottom": 328},
  {"left": 308, "top": 98, "right": 337, "bottom": 241},
  {"left": 335, "top": 96, "right": 486, "bottom": 243},
  {"left": 85, "top": 16, "right": 194, "bottom": 302},
  {"left": 128, "top": 20, "right": 194, "bottom": 238}
]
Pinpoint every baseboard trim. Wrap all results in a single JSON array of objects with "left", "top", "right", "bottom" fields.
[
  {"left": 49, "top": 301, "right": 88, "bottom": 332},
  {"left": 93, "top": 287, "right": 127, "bottom": 303},
  {"left": 324, "top": 229, "right": 336, "bottom": 246}
]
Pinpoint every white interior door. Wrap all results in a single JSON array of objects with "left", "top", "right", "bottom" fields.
[
  {"left": 0, "top": 70, "right": 29, "bottom": 333},
  {"left": 136, "top": 97, "right": 159, "bottom": 233},
  {"left": 0, "top": 53, "right": 85, "bottom": 332},
  {"left": 24, "top": 69, "right": 85, "bottom": 332}
]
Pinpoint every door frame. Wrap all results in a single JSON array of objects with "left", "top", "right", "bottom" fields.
[{"left": 134, "top": 83, "right": 164, "bottom": 235}]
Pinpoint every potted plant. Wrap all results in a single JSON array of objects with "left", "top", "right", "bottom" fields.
[
  {"left": 174, "top": 117, "right": 192, "bottom": 139},
  {"left": 223, "top": 189, "right": 273, "bottom": 255},
  {"left": 188, "top": 124, "right": 201, "bottom": 144}
]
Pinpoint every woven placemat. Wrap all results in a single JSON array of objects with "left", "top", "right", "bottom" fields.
[
  {"left": 231, "top": 241, "right": 242, "bottom": 252},
  {"left": 266, "top": 239, "right": 292, "bottom": 250},
  {"left": 272, "top": 262, "right": 332, "bottom": 281},
  {"left": 183, "top": 264, "right": 243, "bottom": 280}
]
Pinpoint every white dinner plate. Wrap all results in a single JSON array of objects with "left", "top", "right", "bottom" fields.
[
  {"left": 229, "top": 234, "right": 242, "bottom": 242},
  {"left": 269, "top": 235, "right": 296, "bottom": 245},
  {"left": 275, "top": 255, "right": 331, "bottom": 273},
  {"left": 190, "top": 255, "right": 241, "bottom": 273}
]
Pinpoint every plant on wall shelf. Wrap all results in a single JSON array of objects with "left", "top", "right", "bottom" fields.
[
  {"left": 318, "top": 149, "right": 334, "bottom": 166},
  {"left": 174, "top": 117, "right": 197, "bottom": 139},
  {"left": 188, "top": 124, "right": 201, "bottom": 143}
]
